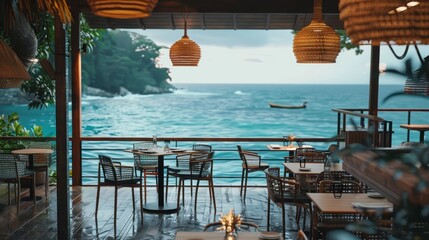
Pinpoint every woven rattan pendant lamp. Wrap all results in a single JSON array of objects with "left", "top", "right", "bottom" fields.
[
  {"left": 339, "top": 0, "right": 429, "bottom": 45},
  {"left": 0, "top": 40, "right": 31, "bottom": 88},
  {"left": 169, "top": 21, "right": 201, "bottom": 66},
  {"left": 87, "top": 0, "right": 158, "bottom": 19},
  {"left": 293, "top": 0, "right": 340, "bottom": 63}
]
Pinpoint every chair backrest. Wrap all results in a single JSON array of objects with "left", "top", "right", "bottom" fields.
[
  {"left": 133, "top": 153, "right": 157, "bottom": 169},
  {"left": 203, "top": 221, "right": 259, "bottom": 232},
  {"left": 318, "top": 180, "right": 363, "bottom": 193},
  {"left": 192, "top": 144, "right": 212, "bottom": 152},
  {"left": 98, "top": 155, "right": 118, "bottom": 182},
  {"left": 315, "top": 170, "right": 358, "bottom": 184},
  {"left": 0, "top": 153, "right": 19, "bottom": 179},
  {"left": 265, "top": 167, "right": 301, "bottom": 203},
  {"left": 298, "top": 151, "right": 325, "bottom": 163},
  {"left": 27, "top": 141, "right": 52, "bottom": 149},
  {"left": 189, "top": 151, "right": 215, "bottom": 177},
  {"left": 133, "top": 141, "right": 153, "bottom": 150},
  {"left": 237, "top": 145, "right": 261, "bottom": 168},
  {"left": 27, "top": 141, "right": 53, "bottom": 166}
]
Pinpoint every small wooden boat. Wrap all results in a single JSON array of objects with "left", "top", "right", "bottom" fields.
[{"left": 269, "top": 101, "right": 307, "bottom": 109}]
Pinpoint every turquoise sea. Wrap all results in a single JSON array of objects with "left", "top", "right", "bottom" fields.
[{"left": 2, "top": 84, "right": 429, "bottom": 184}]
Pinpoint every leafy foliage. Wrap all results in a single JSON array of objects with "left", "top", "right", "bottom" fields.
[
  {"left": 383, "top": 57, "right": 429, "bottom": 103},
  {"left": 0, "top": 112, "right": 43, "bottom": 152},
  {"left": 81, "top": 30, "right": 172, "bottom": 94}
]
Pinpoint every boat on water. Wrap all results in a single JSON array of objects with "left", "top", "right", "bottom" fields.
[{"left": 269, "top": 101, "right": 307, "bottom": 109}]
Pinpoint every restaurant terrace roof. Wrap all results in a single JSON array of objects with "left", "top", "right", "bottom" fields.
[{"left": 78, "top": 0, "right": 344, "bottom": 30}]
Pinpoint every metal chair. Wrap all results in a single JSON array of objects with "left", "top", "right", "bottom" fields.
[
  {"left": 166, "top": 144, "right": 212, "bottom": 196},
  {"left": 27, "top": 141, "right": 52, "bottom": 200},
  {"left": 0, "top": 153, "right": 36, "bottom": 213},
  {"left": 95, "top": 155, "right": 142, "bottom": 234},
  {"left": 265, "top": 167, "right": 311, "bottom": 240},
  {"left": 237, "top": 145, "right": 269, "bottom": 200},
  {"left": 133, "top": 141, "right": 158, "bottom": 203},
  {"left": 176, "top": 151, "right": 216, "bottom": 213}
]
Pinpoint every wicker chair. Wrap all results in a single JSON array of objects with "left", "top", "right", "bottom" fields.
[
  {"left": 27, "top": 141, "right": 52, "bottom": 200},
  {"left": 312, "top": 180, "right": 363, "bottom": 239},
  {"left": 133, "top": 141, "right": 158, "bottom": 203},
  {"left": 264, "top": 167, "right": 311, "bottom": 240},
  {"left": 297, "top": 229, "right": 309, "bottom": 240},
  {"left": 0, "top": 153, "right": 36, "bottom": 213},
  {"left": 95, "top": 155, "right": 142, "bottom": 233},
  {"left": 166, "top": 144, "right": 212, "bottom": 196},
  {"left": 283, "top": 147, "right": 317, "bottom": 178},
  {"left": 176, "top": 151, "right": 216, "bottom": 213},
  {"left": 237, "top": 145, "right": 269, "bottom": 200}
]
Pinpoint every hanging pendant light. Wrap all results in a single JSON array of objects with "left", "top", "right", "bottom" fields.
[
  {"left": 169, "top": 21, "right": 201, "bottom": 67},
  {"left": 293, "top": 0, "right": 340, "bottom": 63},
  {"left": 339, "top": 0, "right": 429, "bottom": 45},
  {"left": 0, "top": 40, "right": 31, "bottom": 88},
  {"left": 87, "top": 0, "right": 158, "bottom": 19}
]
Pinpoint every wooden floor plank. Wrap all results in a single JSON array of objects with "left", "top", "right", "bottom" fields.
[{"left": 0, "top": 185, "right": 307, "bottom": 240}]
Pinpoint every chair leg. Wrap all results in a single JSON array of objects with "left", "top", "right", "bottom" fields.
[
  {"left": 240, "top": 168, "right": 245, "bottom": 196},
  {"left": 282, "top": 204, "right": 286, "bottom": 240},
  {"left": 210, "top": 179, "right": 216, "bottom": 212},
  {"left": 139, "top": 177, "right": 143, "bottom": 223},
  {"left": 177, "top": 178, "right": 182, "bottom": 208},
  {"left": 166, "top": 172, "right": 169, "bottom": 197},
  {"left": 16, "top": 182, "right": 20, "bottom": 214},
  {"left": 45, "top": 170, "right": 49, "bottom": 200},
  {"left": 95, "top": 184, "right": 101, "bottom": 219},
  {"left": 131, "top": 186, "right": 136, "bottom": 212},
  {"left": 114, "top": 185, "right": 118, "bottom": 237},
  {"left": 32, "top": 174, "right": 36, "bottom": 205},
  {"left": 194, "top": 180, "right": 200, "bottom": 214},
  {"left": 144, "top": 171, "right": 147, "bottom": 204},
  {"left": 244, "top": 170, "right": 249, "bottom": 200},
  {"left": 7, "top": 183, "right": 11, "bottom": 205},
  {"left": 267, "top": 198, "right": 271, "bottom": 231}
]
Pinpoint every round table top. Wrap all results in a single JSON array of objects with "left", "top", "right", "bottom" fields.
[{"left": 11, "top": 148, "right": 54, "bottom": 155}]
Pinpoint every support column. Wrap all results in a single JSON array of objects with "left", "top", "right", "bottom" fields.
[
  {"left": 71, "top": 0, "right": 82, "bottom": 186},
  {"left": 55, "top": 16, "right": 70, "bottom": 239},
  {"left": 369, "top": 45, "right": 380, "bottom": 147}
]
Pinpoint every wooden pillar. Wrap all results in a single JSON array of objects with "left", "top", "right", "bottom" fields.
[
  {"left": 369, "top": 46, "right": 380, "bottom": 147},
  {"left": 55, "top": 16, "right": 71, "bottom": 239},
  {"left": 71, "top": 0, "right": 82, "bottom": 186}
]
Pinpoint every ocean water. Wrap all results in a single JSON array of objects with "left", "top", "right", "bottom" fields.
[{"left": 2, "top": 84, "right": 429, "bottom": 185}]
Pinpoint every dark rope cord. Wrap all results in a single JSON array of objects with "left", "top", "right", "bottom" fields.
[
  {"left": 387, "top": 43, "right": 409, "bottom": 60},
  {"left": 413, "top": 43, "right": 424, "bottom": 64}
]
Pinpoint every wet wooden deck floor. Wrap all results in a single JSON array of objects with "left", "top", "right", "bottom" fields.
[{"left": 0, "top": 185, "right": 309, "bottom": 239}]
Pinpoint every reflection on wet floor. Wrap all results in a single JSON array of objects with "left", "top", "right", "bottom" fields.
[{"left": 0, "top": 186, "right": 307, "bottom": 239}]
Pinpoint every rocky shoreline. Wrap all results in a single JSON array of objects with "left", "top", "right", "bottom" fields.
[{"left": 0, "top": 85, "right": 173, "bottom": 105}]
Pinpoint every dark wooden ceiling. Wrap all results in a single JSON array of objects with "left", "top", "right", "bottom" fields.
[{"left": 79, "top": 0, "right": 343, "bottom": 30}]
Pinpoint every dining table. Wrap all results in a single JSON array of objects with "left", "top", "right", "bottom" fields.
[
  {"left": 399, "top": 124, "right": 429, "bottom": 143},
  {"left": 175, "top": 231, "right": 283, "bottom": 240},
  {"left": 124, "top": 147, "right": 187, "bottom": 214},
  {"left": 11, "top": 148, "right": 54, "bottom": 200},
  {"left": 307, "top": 192, "right": 393, "bottom": 237},
  {"left": 266, "top": 144, "right": 313, "bottom": 156}
]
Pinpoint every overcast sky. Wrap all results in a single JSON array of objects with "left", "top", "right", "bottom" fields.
[{"left": 133, "top": 29, "right": 427, "bottom": 84}]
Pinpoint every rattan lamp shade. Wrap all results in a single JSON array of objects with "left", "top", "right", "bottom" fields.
[
  {"left": 87, "top": 0, "right": 158, "bottom": 19},
  {"left": 339, "top": 0, "right": 429, "bottom": 45},
  {"left": 293, "top": 0, "right": 340, "bottom": 63},
  {"left": 169, "top": 22, "right": 201, "bottom": 66},
  {"left": 0, "top": 40, "right": 30, "bottom": 88}
]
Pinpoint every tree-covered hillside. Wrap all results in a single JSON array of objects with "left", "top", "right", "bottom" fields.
[{"left": 82, "top": 30, "right": 173, "bottom": 95}]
